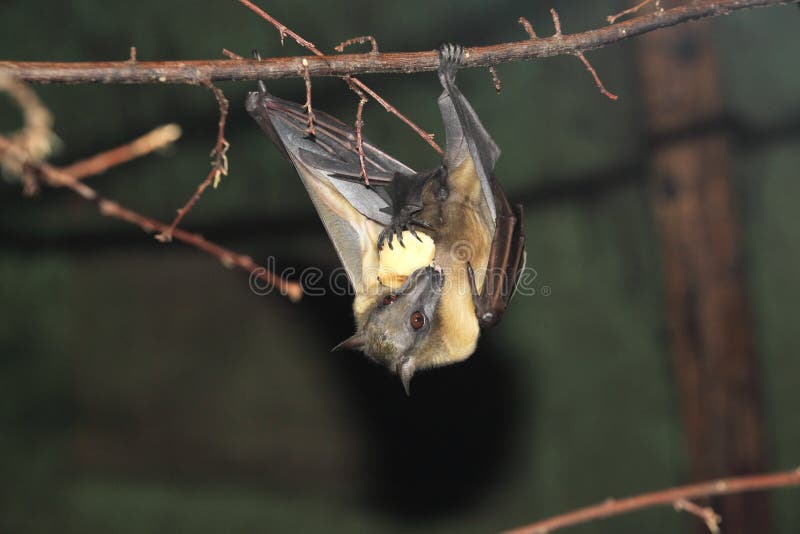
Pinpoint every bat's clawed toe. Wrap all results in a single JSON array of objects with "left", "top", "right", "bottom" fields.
[
  {"left": 378, "top": 226, "right": 399, "bottom": 250},
  {"left": 414, "top": 219, "right": 435, "bottom": 232},
  {"left": 378, "top": 211, "right": 436, "bottom": 250},
  {"left": 377, "top": 231, "right": 390, "bottom": 251},
  {"left": 438, "top": 43, "right": 465, "bottom": 80}
]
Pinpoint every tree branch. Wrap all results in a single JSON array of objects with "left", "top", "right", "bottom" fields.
[
  {"left": 504, "top": 468, "right": 800, "bottom": 534},
  {"left": 0, "top": 0, "right": 794, "bottom": 85},
  {"left": 0, "top": 136, "right": 302, "bottom": 301},
  {"left": 0, "top": 75, "right": 301, "bottom": 302}
]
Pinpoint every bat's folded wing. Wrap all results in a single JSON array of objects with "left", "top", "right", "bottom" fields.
[
  {"left": 246, "top": 90, "right": 415, "bottom": 296},
  {"left": 437, "top": 83, "right": 500, "bottom": 223},
  {"left": 246, "top": 93, "right": 417, "bottom": 223}
]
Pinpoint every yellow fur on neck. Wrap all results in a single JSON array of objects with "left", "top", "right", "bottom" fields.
[{"left": 428, "top": 156, "right": 493, "bottom": 366}]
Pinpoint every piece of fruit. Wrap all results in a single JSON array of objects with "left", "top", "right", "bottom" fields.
[{"left": 377, "top": 231, "right": 436, "bottom": 289}]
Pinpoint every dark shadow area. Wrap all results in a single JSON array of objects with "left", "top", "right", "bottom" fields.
[{"left": 299, "top": 289, "right": 526, "bottom": 520}]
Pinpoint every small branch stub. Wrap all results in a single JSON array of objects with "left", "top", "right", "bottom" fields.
[
  {"left": 222, "top": 48, "right": 245, "bottom": 60},
  {"left": 518, "top": 16, "right": 538, "bottom": 39},
  {"left": 335, "top": 35, "right": 379, "bottom": 54},
  {"left": 673, "top": 499, "right": 722, "bottom": 534},
  {"left": 550, "top": 8, "right": 563, "bottom": 37},
  {"left": 608, "top": 0, "right": 663, "bottom": 25},
  {"left": 488, "top": 66, "right": 502, "bottom": 94}
]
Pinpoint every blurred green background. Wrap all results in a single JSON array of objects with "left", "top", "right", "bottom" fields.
[{"left": 1, "top": 1, "right": 799, "bottom": 533}]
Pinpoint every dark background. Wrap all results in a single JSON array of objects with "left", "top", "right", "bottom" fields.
[{"left": 1, "top": 1, "right": 799, "bottom": 533}]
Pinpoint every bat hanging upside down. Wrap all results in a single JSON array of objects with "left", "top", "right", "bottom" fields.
[{"left": 246, "top": 44, "right": 525, "bottom": 394}]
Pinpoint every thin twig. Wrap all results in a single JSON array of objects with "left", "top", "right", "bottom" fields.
[
  {"left": 343, "top": 80, "right": 371, "bottom": 185},
  {"left": 608, "top": 0, "right": 662, "bottom": 24},
  {"left": 300, "top": 58, "right": 317, "bottom": 136},
  {"left": 335, "top": 35, "right": 379, "bottom": 54},
  {"left": 349, "top": 77, "right": 442, "bottom": 154},
  {"left": 236, "top": 0, "right": 442, "bottom": 154},
  {"left": 544, "top": 8, "right": 618, "bottom": 100},
  {"left": 155, "top": 166, "right": 218, "bottom": 243},
  {"left": 488, "top": 66, "right": 502, "bottom": 94},
  {"left": 355, "top": 96, "right": 369, "bottom": 185},
  {"left": 575, "top": 52, "right": 618, "bottom": 100},
  {"left": 201, "top": 79, "right": 230, "bottom": 185},
  {"left": 237, "top": 0, "right": 317, "bottom": 50},
  {"left": 128, "top": 47, "right": 137, "bottom": 63},
  {"left": 504, "top": 467, "right": 800, "bottom": 534},
  {"left": 333, "top": 35, "right": 382, "bottom": 173},
  {"left": 157, "top": 80, "right": 229, "bottom": 243},
  {"left": 61, "top": 124, "right": 181, "bottom": 179},
  {"left": 673, "top": 499, "right": 722, "bottom": 533},
  {"left": 222, "top": 48, "right": 245, "bottom": 60}
]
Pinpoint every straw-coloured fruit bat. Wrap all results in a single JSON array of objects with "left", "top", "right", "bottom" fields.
[{"left": 246, "top": 44, "right": 525, "bottom": 394}]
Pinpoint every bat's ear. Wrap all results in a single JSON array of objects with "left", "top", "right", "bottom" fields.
[{"left": 331, "top": 333, "right": 366, "bottom": 352}]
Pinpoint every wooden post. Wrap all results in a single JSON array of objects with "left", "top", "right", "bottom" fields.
[{"left": 634, "top": 16, "right": 771, "bottom": 534}]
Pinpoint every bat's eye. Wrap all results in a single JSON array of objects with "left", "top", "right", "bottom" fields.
[
  {"left": 410, "top": 311, "right": 425, "bottom": 330},
  {"left": 383, "top": 294, "right": 398, "bottom": 306}
]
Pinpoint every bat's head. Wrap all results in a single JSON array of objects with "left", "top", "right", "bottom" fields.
[{"left": 335, "top": 266, "right": 444, "bottom": 395}]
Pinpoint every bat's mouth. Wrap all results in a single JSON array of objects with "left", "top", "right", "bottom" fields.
[{"left": 402, "top": 265, "right": 444, "bottom": 295}]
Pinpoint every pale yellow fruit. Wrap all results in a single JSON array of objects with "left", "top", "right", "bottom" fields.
[{"left": 377, "top": 231, "right": 436, "bottom": 289}]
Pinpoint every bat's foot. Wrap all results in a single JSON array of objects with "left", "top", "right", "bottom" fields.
[
  {"left": 438, "top": 43, "right": 465, "bottom": 83},
  {"left": 251, "top": 49, "right": 268, "bottom": 94},
  {"left": 380, "top": 170, "right": 438, "bottom": 250},
  {"left": 377, "top": 209, "right": 433, "bottom": 250}
]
